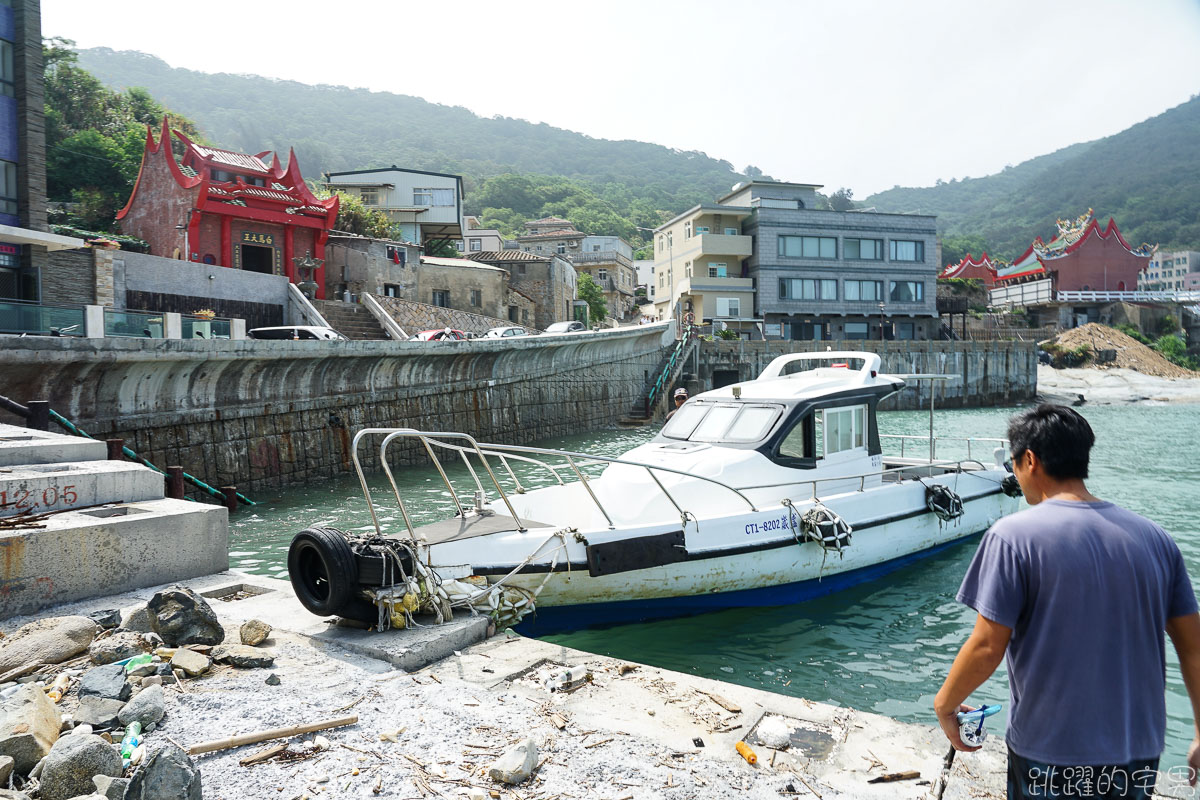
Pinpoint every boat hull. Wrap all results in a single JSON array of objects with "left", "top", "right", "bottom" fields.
[{"left": 435, "top": 476, "right": 1018, "bottom": 634}]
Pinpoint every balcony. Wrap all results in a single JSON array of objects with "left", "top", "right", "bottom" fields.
[
  {"left": 677, "top": 276, "right": 754, "bottom": 294},
  {"left": 572, "top": 250, "right": 633, "bottom": 268},
  {"left": 694, "top": 233, "right": 752, "bottom": 257}
]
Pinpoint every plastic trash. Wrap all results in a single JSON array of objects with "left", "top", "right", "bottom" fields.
[
  {"left": 124, "top": 654, "right": 153, "bottom": 673},
  {"left": 736, "top": 741, "right": 758, "bottom": 765},
  {"left": 120, "top": 720, "right": 143, "bottom": 766},
  {"left": 956, "top": 704, "right": 1002, "bottom": 747},
  {"left": 46, "top": 673, "right": 70, "bottom": 703}
]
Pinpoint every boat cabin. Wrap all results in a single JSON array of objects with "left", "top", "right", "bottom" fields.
[{"left": 654, "top": 352, "right": 904, "bottom": 471}]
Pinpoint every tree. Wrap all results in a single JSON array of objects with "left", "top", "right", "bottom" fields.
[
  {"left": 939, "top": 234, "right": 992, "bottom": 269},
  {"left": 319, "top": 189, "right": 392, "bottom": 238},
  {"left": 828, "top": 187, "right": 856, "bottom": 212},
  {"left": 576, "top": 273, "right": 607, "bottom": 323},
  {"left": 424, "top": 239, "right": 459, "bottom": 257}
]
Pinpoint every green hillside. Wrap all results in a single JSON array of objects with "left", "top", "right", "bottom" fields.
[
  {"left": 75, "top": 47, "right": 770, "bottom": 242},
  {"left": 867, "top": 95, "right": 1200, "bottom": 258}
]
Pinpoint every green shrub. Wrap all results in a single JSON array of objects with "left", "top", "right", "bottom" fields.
[
  {"left": 1113, "top": 323, "right": 1151, "bottom": 345},
  {"left": 1157, "top": 314, "right": 1179, "bottom": 336},
  {"left": 1153, "top": 334, "right": 1199, "bottom": 370},
  {"left": 1043, "top": 342, "right": 1092, "bottom": 368},
  {"left": 716, "top": 327, "right": 739, "bottom": 340}
]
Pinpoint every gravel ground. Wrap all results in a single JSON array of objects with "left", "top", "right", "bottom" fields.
[{"left": 145, "top": 629, "right": 841, "bottom": 800}]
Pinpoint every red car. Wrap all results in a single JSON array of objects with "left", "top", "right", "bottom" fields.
[{"left": 410, "top": 328, "right": 467, "bottom": 341}]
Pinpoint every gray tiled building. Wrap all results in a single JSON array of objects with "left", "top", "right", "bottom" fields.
[{"left": 723, "top": 181, "right": 939, "bottom": 340}]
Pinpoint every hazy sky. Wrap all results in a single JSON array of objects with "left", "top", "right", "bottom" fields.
[{"left": 43, "top": 0, "right": 1200, "bottom": 197}]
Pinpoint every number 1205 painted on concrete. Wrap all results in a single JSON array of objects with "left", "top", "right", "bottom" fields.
[{"left": 0, "top": 485, "right": 79, "bottom": 511}]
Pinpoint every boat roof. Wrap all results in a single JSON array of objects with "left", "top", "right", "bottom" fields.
[{"left": 693, "top": 352, "right": 904, "bottom": 404}]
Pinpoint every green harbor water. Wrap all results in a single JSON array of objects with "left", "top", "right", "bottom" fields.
[{"left": 229, "top": 403, "right": 1200, "bottom": 767}]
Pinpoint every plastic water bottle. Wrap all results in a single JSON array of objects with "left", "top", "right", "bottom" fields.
[
  {"left": 956, "top": 705, "right": 1001, "bottom": 747},
  {"left": 120, "top": 721, "right": 142, "bottom": 766},
  {"left": 124, "top": 654, "right": 153, "bottom": 673}
]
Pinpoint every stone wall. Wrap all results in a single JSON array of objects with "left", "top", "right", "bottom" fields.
[
  {"left": 373, "top": 294, "right": 517, "bottom": 335},
  {"left": 694, "top": 339, "right": 1037, "bottom": 410},
  {"left": 43, "top": 249, "right": 95, "bottom": 305},
  {"left": 0, "top": 324, "right": 675, "bottom": 492}
]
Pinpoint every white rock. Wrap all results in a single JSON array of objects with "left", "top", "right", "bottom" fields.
[{"left": 487, "top": 738, "right": 537, "bottom": 784}]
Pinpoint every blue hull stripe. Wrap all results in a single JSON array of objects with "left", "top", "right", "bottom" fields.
[{"left": 514, "top": 534, "right": 978, "bottom": 636}]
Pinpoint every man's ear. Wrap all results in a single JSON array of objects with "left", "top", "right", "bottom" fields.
[{"left": 1023, "top": 448, "right": 1040, "bottom": 474}]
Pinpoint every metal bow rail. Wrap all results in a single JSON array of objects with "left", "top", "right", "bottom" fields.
[{"left": 350, "top": 428, "right": 1009, "bottom": 544}]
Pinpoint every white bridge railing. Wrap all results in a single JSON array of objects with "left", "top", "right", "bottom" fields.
[{"left": 990, "top": 281, "right": 1200, "bottom": 307}]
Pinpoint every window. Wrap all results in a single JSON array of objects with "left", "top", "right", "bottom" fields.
[
  {"left": 844, "top": 238, "right": 883, "bottom": 260},
  {"left": 708, "top": 263, "right": 727, "bottom": 278},
  {"left": 844, "top": 322, "right": 869, "bottom": 339},
  {"left": 778, "top": 278, "right": 837, "bottom": 300},
  {"left": 897, "top": 322, "right": 915, "bottom": 340},
  {"left": 470, "top": 289, "right": 481, "bottom": 307},
  {"left": 716, "top": 297, "right": 741, "bottom": 317},
  {"left": 778, "top": 236, "right": 836, "bottom": 259},
  {"left": 359, "top": 188, "right": 379, "bottom": 206},
  {"left": 684, "top": 222, "right": 692, "bottom": 239},
  {"left": 509, "top": 306, "right": 519, "bottom": 322},
  {"left": 517, "top": 263, "right": 526, "bottom": 275},
  {"left": 385, "top": 245, "right": 406, "bottom": 265},
  {"left": 598, "top": 269, "right": 608, "bottom": 282},
  {"left": 823, "top": 406, "right": 866, "bottom": 455},
  {"left": 469, "top": 238, "right": 482, "bottom": 251},
  {"left": 662, "top": 403, "right": 782, "bottom": 443},
  {"left": 593, "top": 245, "right": 601, "bottom": 252},
  {"left": 696, "top": 226, "right": 710, "bottom": 234},
  {"left": 556, "top": 242, "right": 566, "bottom": 254},
  {"left": 413, "top": 188, "right": 455, "bottom": 207},
  {"left": 889, "top": 281, "right": 924, "bottom": 302},
  {"left": 0, "top": 161, "right": 16, "bottom": 216},
  {"left": 889, "top": 240, "right": 924, "bottom": 261},
  {"left": 844, "top": 280, "right": 883, "bottom": 301},
  {"left": 725, "top": 227, "right": 738, "bottom": 236},
  {"left": 383, "top": 283, "right": 400, "bottom": 297},
  {"left": 0, "top": 41, "right": 13, "bottom": 98},
  {"left": 432, "top": 290, "right": 449, "bottom": 307}
]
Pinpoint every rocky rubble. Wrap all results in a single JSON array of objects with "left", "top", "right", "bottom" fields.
[{"left": 0, "top": 586, "right": 274, "bottom": 798}]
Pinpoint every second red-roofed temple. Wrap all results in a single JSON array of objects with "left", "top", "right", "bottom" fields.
[{"left": 117, "top": 119, "right": 339, "bottom": 298}]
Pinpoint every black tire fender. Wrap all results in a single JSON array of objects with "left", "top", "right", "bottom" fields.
[{"left": 288, "top": 526, "right": 360, "bottom": 617}]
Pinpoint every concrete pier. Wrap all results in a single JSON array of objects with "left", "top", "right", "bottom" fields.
[
  {"left": 0, "top": 423, "right": 227, "bottom": 618},
  {"left": 2, "top": 570, "right": 1008, "bottom": 799}
]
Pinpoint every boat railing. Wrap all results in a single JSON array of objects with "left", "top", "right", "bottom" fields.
[
  {"left": 880, "top": 434, "right": 1009, "bottom": 461},
  {"left": 350, "top": 428, "right": 1006, "bottom": 542}
]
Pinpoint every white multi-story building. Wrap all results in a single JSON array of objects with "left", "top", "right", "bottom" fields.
[
  {"left": 1139, "top": 250, "right": 1199, "bottom": 291},
  {"left": 322, "top": 167, "right": 464, "bottom": 248}
]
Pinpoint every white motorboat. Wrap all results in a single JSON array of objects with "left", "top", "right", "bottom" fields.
[{"left": 288, "top": 352, "right": 1023, "bottom": 634}]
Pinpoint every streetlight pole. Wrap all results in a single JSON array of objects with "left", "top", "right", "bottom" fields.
[{"left": 878, "top": 301, "right": 886, "bottom": 341}]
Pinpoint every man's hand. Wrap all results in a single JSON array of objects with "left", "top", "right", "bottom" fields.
[
  {"left": 936, "top": 703, "right": 981, "bottom": 752},
  {"left": 1189, "top": 736, "right": 1200, "bottom": 787}
]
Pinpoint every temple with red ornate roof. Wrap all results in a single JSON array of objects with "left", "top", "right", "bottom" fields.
[
  {"left": 117, "top": 119, "right": 339, "bottom": 297},
  {"left": 941, "top": 210, "right": 1155, "bottom": 295},
  {"left": 939, "top": 253, "right": 1002, "bottom": 288}
]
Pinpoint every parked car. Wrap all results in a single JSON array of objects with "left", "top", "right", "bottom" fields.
[
  {"left": 484, "top": 326, "right": 529, "bottom": 339},
  {"left": 410, "top": 328, "right": 467, "bottom": 342},
  {"left": 248, "top": 326, "right": 347, "bottom": 341},
  {"left": 543, "top": 321, "right": 586, "bottom": 334}
]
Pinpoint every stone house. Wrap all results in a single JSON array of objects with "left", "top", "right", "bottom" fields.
[
  {"left": 514, "top": 218, "right": 634, "bottom": 321},
  {"left": 416, "top": 255, "right": 525, "bottom": 323},
  {"left": 466, "top": 249, "right": 577, "bottom": 330},
  {"left": 324, "top": 232, "right": 421, "bottom": 301}
]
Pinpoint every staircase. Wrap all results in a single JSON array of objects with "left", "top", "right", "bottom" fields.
[
  {"left": 314, "top": 300, "right": 392, "bottom": 340},
  {"left": 625, "top": 331, "right": 698, "bottom": 423}
]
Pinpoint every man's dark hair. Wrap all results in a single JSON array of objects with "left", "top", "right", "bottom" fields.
[{"left": 1007, "top": 404, "right": 1095, "bottom": 479}]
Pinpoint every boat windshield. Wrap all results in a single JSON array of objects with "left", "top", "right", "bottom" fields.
[{"left": 662, "top": 402, "right": 782, "bottom": 444}]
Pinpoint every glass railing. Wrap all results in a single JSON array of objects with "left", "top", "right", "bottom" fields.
[
  {"left": 0, "top": 300, "right": 86, "bottom": 336},
  {"left": 104, "top": 309, "right": 165, "bottom": 338},
  {"left": 181, "top": 316, "right": 232, "bottom": 339}
]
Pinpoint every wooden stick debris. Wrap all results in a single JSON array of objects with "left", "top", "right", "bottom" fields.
[
  {"left": 583, "top": 737, "right": 613, "bottom": 749},
  {"left": 0, "top": 661, "right": 42, "bottom": 683},
  {"left": 867, "top": 770, "right": 920, "bottom": 784},
  {"left": 187, "top": 715, "right": 359, "bottom": 755},
  {"left": 239, "top": 743, "right": 288, "bottom": 766},
  {"left": 698, "top": 690, "right": 742, "bottom": 713}
]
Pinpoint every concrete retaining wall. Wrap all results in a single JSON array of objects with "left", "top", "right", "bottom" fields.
[
  {"left": 695, "top": 339, "right": 1037, "bottom": 409},
  {"left": 0, "top": 325, "right": 674, "bottom": 491}
]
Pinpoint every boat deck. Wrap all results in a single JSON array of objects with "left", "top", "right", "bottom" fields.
[{"left": 414, "top": 513, "right": 549, "bottom": 544}]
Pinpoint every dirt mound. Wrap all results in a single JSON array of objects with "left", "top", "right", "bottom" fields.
[{"left": 1046, "top": 323, "right": 1196, "bottom": 378}]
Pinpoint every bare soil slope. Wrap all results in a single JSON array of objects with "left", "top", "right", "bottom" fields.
[{"left": 1046, "top": 323, "right": 1196, "bottom": 378}]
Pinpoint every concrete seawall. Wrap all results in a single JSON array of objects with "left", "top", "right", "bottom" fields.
[
  {"left": 0, "top": 325, "right": 673, "bottom": 491},
  {"left": 695, "top": 339, "right": 1037, "bottom": 410}
]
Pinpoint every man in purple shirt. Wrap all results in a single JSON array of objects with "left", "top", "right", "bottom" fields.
[{"left": 935, "top": 404, "right": 1200, "bottom": 797}]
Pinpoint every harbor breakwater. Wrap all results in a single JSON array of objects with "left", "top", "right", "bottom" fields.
[
  {"left": 0, "top": 329, "right": 1036, "bottom": 493},
  {"left": 0, "top": 325, "right": 673, "bottom": 492},
  {"left": 695, "top": 339, "right": 1038, "bottom": 410}
]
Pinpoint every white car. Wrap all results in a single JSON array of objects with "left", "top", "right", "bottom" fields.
[
  {"left": 248, "top": 326, "right": 348, "bottom": 341},
  {"left": 484, "top": 326, "right": 529, "bottom": 339}
]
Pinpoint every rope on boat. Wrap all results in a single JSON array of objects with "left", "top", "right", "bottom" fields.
[
  {"left": 925, "top": 484, "right": 965, "bottom": 522},
  {"left": 366, "top": 528, "right": 573, "bottom": 632},
  {"left": 783, "top": 498, "right": 853, "bottom": 555}
]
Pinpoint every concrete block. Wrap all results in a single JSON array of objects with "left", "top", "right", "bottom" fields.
[
  {"left": 0, "top": 424, "right": 106, "bottom": 467},
  {"left": 0, "top": 499, "right": 227, "bottom": 620},
  {"left": 0, "top": 461, "right": 164, "bottom": 518}
]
